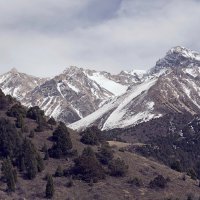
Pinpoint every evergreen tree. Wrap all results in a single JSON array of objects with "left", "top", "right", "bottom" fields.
[
  {"left": 44, "top": 149, "right": 49, "bottom": 160},
  {"left": 22, "top": 139, "right": 38, "bottom": 179},
  {"left": 45, "top": 175, "right": 54, "bottom": 199},
  {"left": 36, "top": 153, "right": 45, "bottom": 172},
  {"left": 49, "top": 124, "right": 72, "bottom": 158},
  {"left": 16, "top": 114, "right": 24, "bottom": 129},
  {"left": 35, "top": 114, "right": 46, "bottom": 132},
  {"left": 0, "top": 118, "right": 22, "bottom": 158},
  {"left": 1, "top": 158, "right": 16, "bottom": 192}
]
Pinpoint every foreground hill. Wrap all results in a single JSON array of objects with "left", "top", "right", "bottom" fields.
[{"left": 0, "top": 90, "right": 199, "bottom": 200}]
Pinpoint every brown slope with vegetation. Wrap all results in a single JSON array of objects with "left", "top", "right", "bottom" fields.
[{"left": 0, "top": 89, "right": 199, "bottom": 200}]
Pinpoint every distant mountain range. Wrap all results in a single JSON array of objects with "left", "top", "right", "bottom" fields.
[
  {"left": 2, "top": 46, "right": 200, "bottom": 131},
  {"left": 0, "top": 65, "right": 145, "bottom": 124}
]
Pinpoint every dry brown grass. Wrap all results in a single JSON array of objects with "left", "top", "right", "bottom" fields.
[{"left": 0, "top": 110, "right": 199, "bottom": 200}]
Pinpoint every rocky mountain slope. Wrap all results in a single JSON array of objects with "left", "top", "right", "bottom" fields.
[
  {"left": 70, "top": 46, "right": 200, "bottom": 131},
  {"left": 0, "top": 66, "right": 145, "bottom": 124},
  {"left": 0, "top": 68, "right": 47, "bottom": 101}
]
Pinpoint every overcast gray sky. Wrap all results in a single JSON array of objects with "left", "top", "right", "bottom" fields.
[{"left": 0, "top": 0, "right": 200, "bottom": 77}]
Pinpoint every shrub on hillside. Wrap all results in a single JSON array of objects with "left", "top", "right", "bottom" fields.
[
  {"left": 96, "top": 144, "right": 114, "bottom": 165},
  {"left": 108, "top": 158, "right": 128, "bottom": 177},
  {"left": 48, "top": 117, "right": 57, "bottom": 125},
  {"left": 55, "top": 165, "right": 63, "bottom": 177},
  {"left": 7, "top": 104, "right": 27, "bottom": 118},
  {"left": 149, "top": 175, "right": 168, "bottom": 189},
  {"left": 80, "top": 126, "right": 104, "bottom": 145},
  {"left": 27, "top": 106, "right": 44, "bottom": 120},
  {"left": 127, "top": 177, "right": 143, "bottom": 187},
  {"left": 71, "top": 147, "right": 105, "bottom": 182}
]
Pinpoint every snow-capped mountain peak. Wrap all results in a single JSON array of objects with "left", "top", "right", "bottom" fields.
[
  {"left": 70, "top": 47, "right": 200, "bottom": 131},
  {"left": 150, "top": 46, "right": 200, "bottom": 75},
  {"left": 167, "top": 46, "right": 200, "bottom": 60},
  {"left": 10, "top": 67, "right": 18, "bottom": 73}
]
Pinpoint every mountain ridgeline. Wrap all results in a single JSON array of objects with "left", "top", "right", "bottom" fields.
[
  {"left": 0, "top": 66, "right": 145, "bottom": 125},
  {"left": 3, "top": 46, "right": 200, "bottom": 132},
  {"left": 1, "top": 46, "right": 200, "bottom": 199}
]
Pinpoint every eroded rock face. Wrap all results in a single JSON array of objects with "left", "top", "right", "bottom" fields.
[
  {"left": 70, "top": 46, "right": 200, "bottom": 131},
  {"left": 0, "top": 66, "right": 143, "bottom": 124},
  {"left": 3, "top": 46, "right": 200, "bottom": 129}
]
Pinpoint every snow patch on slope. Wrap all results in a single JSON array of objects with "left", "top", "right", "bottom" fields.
[
  {"left": 57, "top": 83, "right": 65, "bottom": 98},
  {"left": 67, "top": 83, "right": 80, "bottom": 93},
  {"left": 69, "top": 78, "right": 158, "bottom": 131},
  {"left": 87, "top": 72, "right": 128, "bottom": 96},
  {"left": 102, "top": 79, "right": 158, "bottom": 130}
]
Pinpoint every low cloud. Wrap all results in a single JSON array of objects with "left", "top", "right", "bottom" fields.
[{"left": 0, "top": 0, "right": 200, "bottom": 77}]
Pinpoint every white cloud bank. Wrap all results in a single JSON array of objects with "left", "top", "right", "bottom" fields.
[{"left": 0, "top": 0, "right": 200, "bottom": 77}]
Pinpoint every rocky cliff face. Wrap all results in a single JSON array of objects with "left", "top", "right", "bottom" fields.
[
  {"left": 70, "top": 46, "right": 200, "bottom": 131},
  {"left": 0, "top": 68, "right": 47, "bottom": 101},
  {"left": 0, "top": 66, "right": 144, "bottom": 124}
]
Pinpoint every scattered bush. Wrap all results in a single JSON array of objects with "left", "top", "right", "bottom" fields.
[
  {"left": 80, "top": 126, "right": 104, "bottom": 145},
  {"left": 108, "top": 158, "right": 128, "bottom": 177},
  {"left": 170, "top": 161, "right": 182, "bottom": 172},
  {"left": 48, "top": 117, "right": 57, "bottom": 125},
  {"left": 81, "top": 131, "right": 99, "bottom": 145},
  {"left": 7, "top": 104, "right": 26, "bottom": 118},
  {"left": 149, "top": 175, "right": 168, "bottom": 189},
  {"left": 27, "top": 106, "right": 44, "bottom": 120},
  {"left": 96, "top": 144, "right": 114, "bottom": 165},
  {"left": 187, "top": 168, "right": 197, "bottom": 180},
  {"left": 66, "top": 177, "right": 73, "bottom": 188},
  {"left": 71, "top": 147, "right": 105, "bottom": 182},
  {"left": 127, "top": 177, "right": 143, "bottom": 187}
]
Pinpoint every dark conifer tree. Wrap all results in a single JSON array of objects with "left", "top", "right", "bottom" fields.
[
  {"left": 16, "top": 114, "right": 24, "bottom": 129},
  {"left": 45, "top": 175, "right": 54, "bottom": 199},
  {"left": 1, "top": 158, "right": 16, "bottom": 192},
  {"left": 49, "top": 123, "right": 72, "bottom": 158},
  {"left": 44, "top": 149, "right": 49, "bottom": 160}
]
